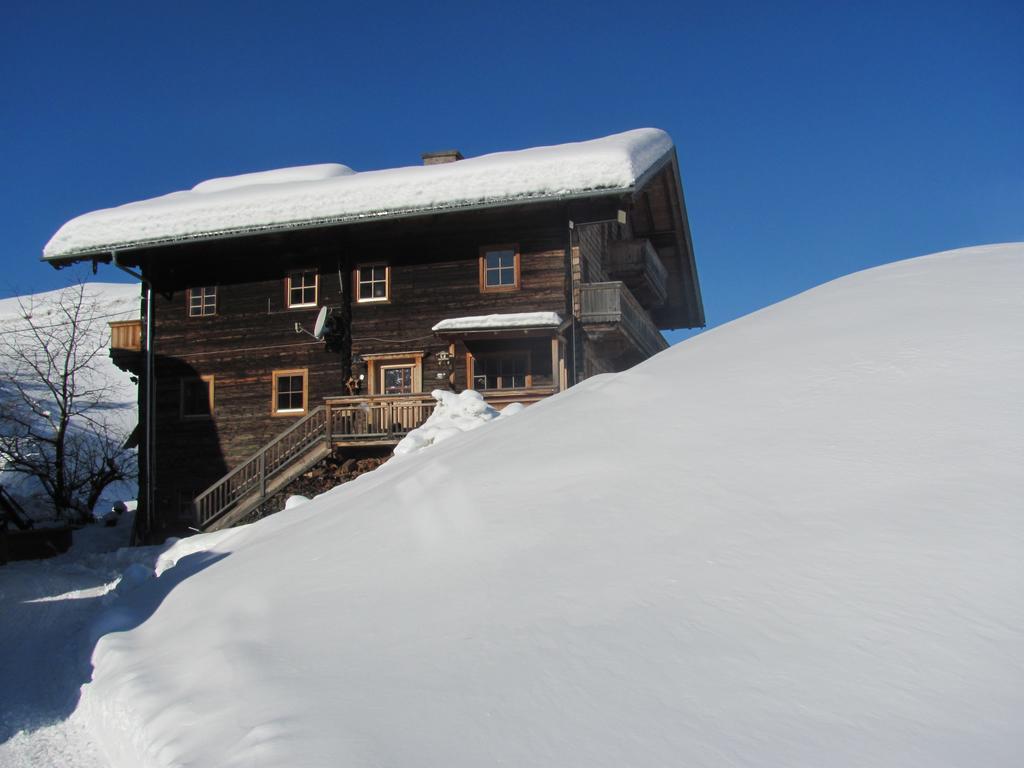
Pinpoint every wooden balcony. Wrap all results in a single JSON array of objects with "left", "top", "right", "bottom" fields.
[
  {"left": 324, "top": 388, "right": 553, "bottom": 444},
  {"left": 108, "top": 319, "right": 143, "bottom": 375},
  {"left": 109, "top": 319, "right": 142, "bottom": 350},
  {"left": 580, "top": 281, "right": 668, "bottom": 361},
  {"left": 323, "top": 396, "right": 434, "bottom": 446},
  {"left": 606, "top": 239, "right": 668, "bottom": 307}
]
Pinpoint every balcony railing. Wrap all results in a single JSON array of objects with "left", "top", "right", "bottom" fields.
[
  {"left": 109, "top": 319, "right": 142, "bottom": 351},
  {"left": 324, "top": 389, "right": 553, "bottom": 422},
  {"left": 580, "top": 282, "right": 668, "bottom": 359}
]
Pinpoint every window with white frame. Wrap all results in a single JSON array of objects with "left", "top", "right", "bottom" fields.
[
  {"left": 380, "top": 364, "right": 414, "bottom": 395},
  {"left": 356, "top": 265, "right": 389, "bottom": 302},
  {"left": 287, "top": 270, "right": 318, "bottom": 308}
]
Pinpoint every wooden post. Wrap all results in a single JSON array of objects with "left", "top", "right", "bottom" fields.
[
  {"left": 258, "top": 452, "right": 266, "bottom": 498},
  {"left": 325, "top": 402, "right": 332, "bottom": 446},
  {"left": 551, "top": 337, "right": 560, "bottom": 393}
]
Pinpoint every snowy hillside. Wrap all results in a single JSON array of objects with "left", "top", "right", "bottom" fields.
[
  {"left": 0, "top": 282, "right": 139, "bottom": 514},
  {"left": 67, "top": 246, "right": 1024, "bottom": 765}
]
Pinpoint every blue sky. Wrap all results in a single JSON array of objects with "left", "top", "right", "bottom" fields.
[{"left": 3, "top": 0, "right": 1021, "bottom": 343}]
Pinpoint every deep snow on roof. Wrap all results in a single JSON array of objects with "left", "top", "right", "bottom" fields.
[{"left": 43, "top": 129, "right": 674, "bottom": 260}]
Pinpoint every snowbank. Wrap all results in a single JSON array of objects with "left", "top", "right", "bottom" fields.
[
  {"left": 79, "top": 244, "right": 1024, "bottom": 767},
  {"left": 43, "top": 129, "right": 673, "bottom": 259},
  {"left": 393, "top": 389, "right": 517, "bottom": 455}
]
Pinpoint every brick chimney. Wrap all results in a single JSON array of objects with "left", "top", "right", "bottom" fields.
[{"left": 421, "top": 150, "right": 464, "bottom": 165}]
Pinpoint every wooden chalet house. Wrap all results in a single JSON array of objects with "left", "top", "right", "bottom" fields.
[{"left": 44, "top": 129, "right": 703, "bottom": 542}]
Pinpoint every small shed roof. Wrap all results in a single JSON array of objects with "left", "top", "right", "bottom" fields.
[{"left": 432, "top": 312, "right": 563, "bottom": 333}]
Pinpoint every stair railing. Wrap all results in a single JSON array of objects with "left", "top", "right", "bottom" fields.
[
  {"left": 192, "top": 405, "right": 328, "bottom": 529},
  {"left": 191, "top": 397, "right": 437, "bottom": 530}
]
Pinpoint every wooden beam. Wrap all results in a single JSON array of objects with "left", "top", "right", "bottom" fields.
[{"left": 551, "top": 337, "right": 560, "bottom": 393}]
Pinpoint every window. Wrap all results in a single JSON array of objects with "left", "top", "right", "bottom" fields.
[
  {"left": 479, "top": 245, "right": 520, "bottom": 291},
  {"left": 356, "top": 264, "right": 390, "bottom": 303},
  {"left": 361, "top": 352, "right": 423, "bottom": 395},
  {"left": 287, "top": 270, "right": 318, "bottom": 308},
  {"left": 272, "top": 369, "right": 308, "bottom": 415},
  {"left": 380, "top": 365, "right": 414, "bottom": 395},
  {"left": 180, "top": 376, "right": 214, "bottom": 418},
  {"left": 472, "top": 354, "right": 529, "bottom": 390},
  {"left": 188, "top": 286, "right": 217, "bottom": 317}
]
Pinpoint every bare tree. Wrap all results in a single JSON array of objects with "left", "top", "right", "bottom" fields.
[{"left": 0, "top": 280, "right": 136, "bottom": 522}]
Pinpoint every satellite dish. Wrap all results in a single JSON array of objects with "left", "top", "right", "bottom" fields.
[{"left": 313, "top": 306, "right": 330, "bottom": 339}]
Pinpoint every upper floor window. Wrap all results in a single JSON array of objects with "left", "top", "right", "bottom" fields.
[
  {"left": 287, "top": 270, "right": 318, "bottom": 308},
  {"left": 356, "top": 264, "right": 390, "bottom": 303},
  {"left": 479, "top": 245, "right": 520, "bottom": 292},
  {"left": 180, "top": 376, "right": 214, "bottom": 419},
  {"left": 188, "top": 286, "right": 217, "bottom": 317}
]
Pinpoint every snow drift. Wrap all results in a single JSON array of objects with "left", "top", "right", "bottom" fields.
[
  {"left": 82, "top": 244, "right": 1023, "bottom": 767},
  {"left": 393, "top": 389, "right": 521, "bottom": 456}
]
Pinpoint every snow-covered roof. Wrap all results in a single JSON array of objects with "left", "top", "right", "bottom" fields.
[
  {"left": 43, "top": 129, "right": 675, "bottom": 261},
  {"left": 432, "top": 312, "right": 563, "bottom": 333}
]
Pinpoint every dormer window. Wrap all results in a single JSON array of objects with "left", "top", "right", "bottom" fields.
[
  {"left": 479, "top": 245, "right": 520, "bottom": 292},
  {"left": 356, "top": 264, "right": 390, "bottom": 303},
  {"left": 188, "top": 286, "right": 217, "bottom": 317},
  {"left": 287, "top": 270, "right": 318, "bottom": 308}
]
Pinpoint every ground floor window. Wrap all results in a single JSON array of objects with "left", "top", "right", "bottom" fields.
[
  {"left": 472, "top": 354, "right": 529, "bottom": 390},
  {"left": 272, "top": 369, "right": 308, "bottom": 415},
  {"left": 180, "top": 376, "right": 214, "bottom": 418},
  {"left": 360, "top": 352, "right": 423, "bottom": 396},
  {"left": 380, "top": 364, "right": 414, "bottom": 395}
]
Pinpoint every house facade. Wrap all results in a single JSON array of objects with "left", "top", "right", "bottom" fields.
[{"left": 44, "top": 129, "right": 703, "bottom": 542}]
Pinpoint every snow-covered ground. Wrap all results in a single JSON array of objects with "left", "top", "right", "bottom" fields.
[
  {"left": 0, "top": 515, "right": 155, "bottom": 767},
  {"left": 0, "top": 282, "right": 139, "bottom": 517},
  {"left": 3, "top": 244, "right": 1023, "bottom": 766}
]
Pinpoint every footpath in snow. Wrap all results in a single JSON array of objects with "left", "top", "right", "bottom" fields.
[{"left": 0, "top": 517, "right": 159, "bottom": 768}]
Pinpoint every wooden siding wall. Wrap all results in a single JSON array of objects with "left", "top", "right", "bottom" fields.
[{"left": 141, "top": 206, "right": 575, "bottom": 532}]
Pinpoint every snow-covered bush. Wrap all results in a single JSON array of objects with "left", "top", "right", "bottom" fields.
[{"left": 393, "top": 389, "right": 519, "bottom": 456}]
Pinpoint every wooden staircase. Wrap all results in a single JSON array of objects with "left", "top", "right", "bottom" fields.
[
  {"left": 191, "top": 390, "right": 555, "bottom": 532},
  {"left": 192, "top": 398, "right": 436, "bottom": 532},
  {"left": 193, "top": 406, "right": 332, "bottom": 531}
]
